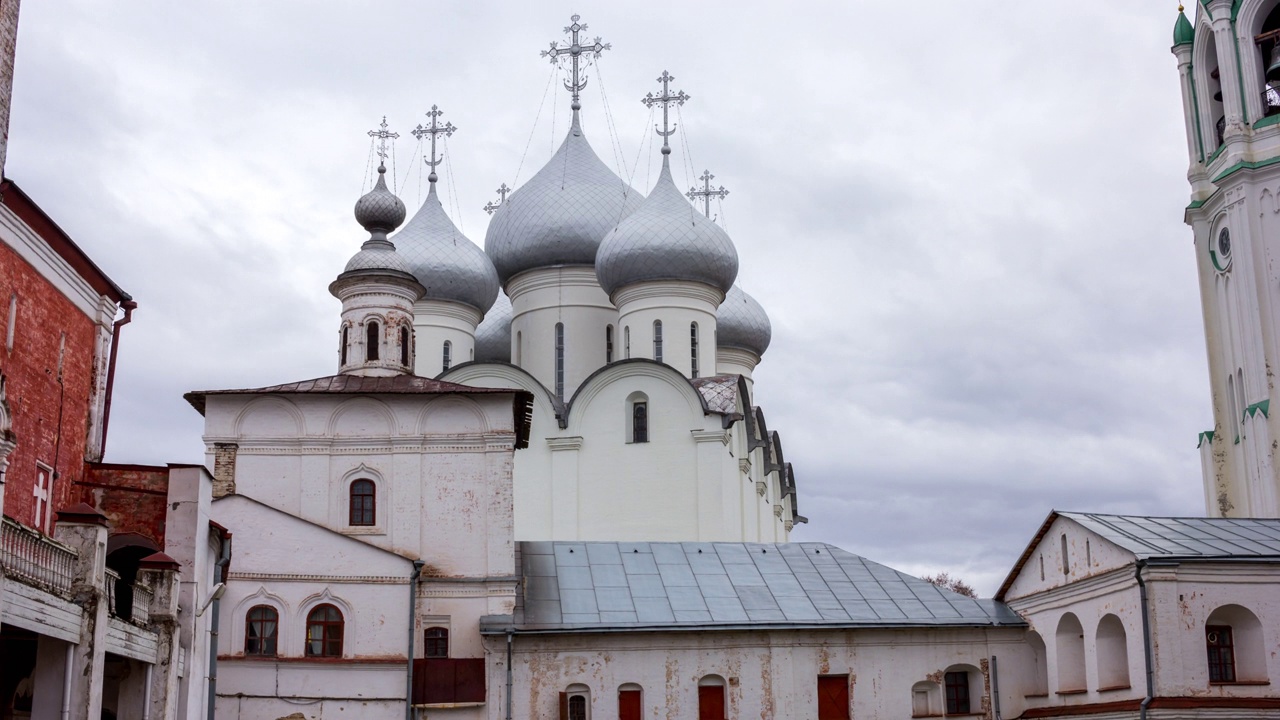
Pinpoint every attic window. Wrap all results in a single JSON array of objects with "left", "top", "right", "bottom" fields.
[{"left": 1061, "top": 534, "right": 1069, "bottom": 576}]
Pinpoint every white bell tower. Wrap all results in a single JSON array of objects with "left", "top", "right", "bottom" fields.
[{"left": 1175, "top": 1, "right": 1280, "bottom": 517}]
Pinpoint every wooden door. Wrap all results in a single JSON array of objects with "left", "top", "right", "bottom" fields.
[
  {"left": 698, "top": 685, "right": 726, "bottom": 720},
  {"left": 618, "top": 689, "right": 642, "bottom": 720},
  {"left": 817, "top": 675, "right": 850, "bottom": 720}
]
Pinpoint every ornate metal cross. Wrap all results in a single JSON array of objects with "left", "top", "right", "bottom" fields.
[
  {"left": 541, "top": 15, "right": 610, "bottom": 110},
  {"left": 641, "top": 71, "right": 689, "bottom": 154},
  {"left": 367, "top": 116, "right": 399, "bottom": 161},
  {"left": 484, "top": 184, "right": 512, "bottom": 215},
  {"left": 411, "top": 105, "right": 456, "bottom": 183},
  {"left": 687, "top": 170, "right": 729, "bottom": 218}
]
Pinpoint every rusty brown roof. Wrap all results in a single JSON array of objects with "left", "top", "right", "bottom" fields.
[{"left": 184, "top": 374, "right": 533, "bottom": 448}]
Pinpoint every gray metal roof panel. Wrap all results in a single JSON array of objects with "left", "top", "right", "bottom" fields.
[
  {"left": 514, "top": 541, "right": 1023, "bottom": 633},
  {"left": 1059, "top": 513, "right": 1280, "bottom": 559}
]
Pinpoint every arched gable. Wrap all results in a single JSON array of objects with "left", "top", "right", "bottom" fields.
[
  {"left": 563, "top": 359, "right": 708, "bottom": 435},
  {"left": 440, "top": 361, "right": 561, "bottom": 419},
  {"left": 416, "top": 394, "right": 491, "bottom": 436},
  {"left": 234, "top": 396, "right": 305, "bottom": 438},
  {"left": 328, "top": 396, "right": 397, "bottom": 437}
]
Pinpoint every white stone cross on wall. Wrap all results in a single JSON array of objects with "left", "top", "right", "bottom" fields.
[{"left": 32, "top": 465, "right": 49, "bottom": 531}]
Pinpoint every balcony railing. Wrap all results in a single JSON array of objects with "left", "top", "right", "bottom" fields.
[
  {"left": 105, "top": 568, "right": 152, "bottom": 624},
  {"left": 0, "top": 517, "right": 77, "bottom": 596}
]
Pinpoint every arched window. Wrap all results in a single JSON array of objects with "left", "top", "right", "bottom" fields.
[
  {"left": 690, "top": 322, "right": 699, "bottom": 378},
  {"left": 1026, "top": 630, "right": 1049, "bottom": 696},
  {"left": 561, "top": 684, "right": 590, "bottom": 720},
  {"left": 442, "top": 340, "right": 452, "bottom": 371},
  {"left": 632, "top": 402, "right": 648, "bottom": 444},
  {"left": 698, "top": 675, "right": 725, "bottom": 720},
  {"left": 245, "top": 605, "right": 278, "bottom": 656},
  {"left": 624, "top": 326, "right": 631, "bottom": 359},
  {"left": 340, "top": 326, "right": 349, "bottom": 366},
  {"left": 652, "top": 320, "right": 663, "bottom": 363},
  {"left": 944, "top": 671, "right": 970, "bottom": 715},
  {"left": 400, "top": 327, "right": 410, "bottom": 366},
  {"left": 1056, "top": 612, "right": 1086, "bottom": 693},
  {"left": 424, "top": 626, "right": 448, "bottom": 658},
  {"left": 911, "top": 681, "right": 940, "bottom": 718},
  {"left": 1206, "top": 604, "right": 1266, "bottom": 683},
  {"left": 618, "top": 684, "right": 642, "bottom": 720},
  {"left": 1096, "top": 614, "right": 1131, "bottom": 690},
  {"left": 366, "top": 321, "right": 380, "bottom": 362},
  {"left": 305, "top": 604, "right": 344, "bottom": 657},
  {"left": 554, "top": 322, "right": 565, "bottom": 401},
  {"left": 606, "top": 325, "right": 614, "bottom": 364},
  {"left": 515, "top": 331, "right": 522, "bottom": 366},
  {"left": 1060, "top": 533, "right": 1069, "bottom": 575},
  {"left": 349, "top": 479, "right": 375, "bottom": 526}
]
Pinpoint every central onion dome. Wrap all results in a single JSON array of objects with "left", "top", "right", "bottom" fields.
[
  {"left": 345, "top": 163, "right": 413, "bottom": 274},
  {"left": 485, "top": 113, "right": 644, "bottom": 285},
  {"left": 392, "top": 185, "right": 500, "bottom": 313},
  {"left": 717, "top": 285, "right": 772, "bottom": 357},
  {"left": 474, "top": 291, "right": 512, "bottom": 363},
  {"left": 595, "top": 161, "right": 738, "bottom": 296}
]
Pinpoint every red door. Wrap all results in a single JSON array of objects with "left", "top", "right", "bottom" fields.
[
  {"left": 698, "top": 685, "right": 726, "bottom": 720},
  {"left": 818, "top": 675, "right": 850, "bottom": 719},
  {"left": 619, "top": 689, "right": 642, "bottom": 720}
]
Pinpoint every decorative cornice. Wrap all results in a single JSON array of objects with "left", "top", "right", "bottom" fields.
[
  {"left": 506, "top": 265, "right": 606, "bottom": 297},
  {"left": 546, "top": 436, "right": 584, "bottom": 451},
  {"left": 227, "top": 572, "right": 409, "bottom": 585},
  {"left": 691, "top": 429, "right": 730, "bottom": 445},
  {"left": 412, "top": 299, "right": 484, "bottom": 327},
  {"left": 612, "top": 279, "right": 724, "bottom": 310}
]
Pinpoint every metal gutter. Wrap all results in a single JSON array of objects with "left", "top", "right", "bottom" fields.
[
  {"left": 100, "top": 300, "right": 136, "bottom": 456},
  {"left": 480, "top": 619, "right": 1027, "bottom": 636},
  {"left": 406, "top": 559, "right": 424, "bottom": 720},
  {"left": 207, "top": 533, "right": 232, "bottom": 720}
]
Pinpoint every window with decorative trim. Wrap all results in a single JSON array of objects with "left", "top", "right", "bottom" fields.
[
  {"left": 305, "top": 604, "right": 344, "bottom": 657},
  {"left": 245, "top": 605, "right": 279, "bottom": 657},
  {"left": 349, "top": 479, "right": 376, "bottom": 526},
  {"left": 425, "top": 626, "right": 449, "bottom": 658},
  {"left": 366, "top": 321, "right": 380, "bottom": 362},
  {"left": 559, "top": 684, "right": 590, "bottom": 720}
]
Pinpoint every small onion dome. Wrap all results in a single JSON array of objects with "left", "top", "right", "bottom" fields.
[
  {"left": 595, "top": 160, "right": 738, "bottom": 296},
  {"left": 1173, "top": 9, "right": 1194, "bottom": 46},
  {"left": 354, "top": 163, "right": 407, "bottom": 238},
  {"left": 474, "top": 291, "right": 512, "bottom": 363},
  {"left": 485, "top": 112, "right": 644, "bottom": 285},
  {"left": 717, "top": 285, "right": 771, "bottom": 357},
  {"left": 392, "top": 184, "right": 500, "bottom": 313}
]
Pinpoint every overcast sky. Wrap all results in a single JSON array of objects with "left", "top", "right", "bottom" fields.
[{"left": 6, "top": 2, "right": 1203, "bottom": 595}]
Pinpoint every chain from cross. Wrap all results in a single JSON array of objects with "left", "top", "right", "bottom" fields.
[
  {"left": 411, "top": 105, "right": 456, "bottom": 183},
  {"left": 687, "top": 170, "right": 730, "bottom": 218},
  {"left": 367, "top": 116, "right": 399, "bottom": 162},
  {"left": 641, "top": 71, "right": 690, "bottom": 154},
  {"left": 541, "top": 14, "right": 610, "bottom": 110},
  {"left": 483, "top": 184, "right": 512, "bottom": 215}
]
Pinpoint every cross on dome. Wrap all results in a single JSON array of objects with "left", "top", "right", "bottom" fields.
[
  {"left": 641, "top": 70, "right": 689, "bottom": 156},
  {"left": 411, "top": 105, "right": 456, "bottom": 185},
  {"left": 484, "top": 183, "right": 511, "bottom": 215},
  {"left": 687, "top": 170, "right": 729, "bottom": 218},
  {"left": 367, "top": 116, "right": 399, "bottom": 162},
  {"left": 541, "top": 14, "right": 610, "bottom": 111}
]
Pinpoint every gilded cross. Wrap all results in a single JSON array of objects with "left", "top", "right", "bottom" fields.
[
  {"left": 367, "top": 116, "right": 399, "bottom": 161},
  {"left": 641, "top": 71, "right": 689, "bottom": 155},
  {"left": 411, "top": 105, "right": 456, "bottom": 184},
  {"left": 541, "top": 15, "right": 610, "bottom": 111},
  {"left": 686, "top": 170, "right": 729, "bottom": 218},
  {"left": 484, "top": 184, "right": 511, "bottom": 215}
]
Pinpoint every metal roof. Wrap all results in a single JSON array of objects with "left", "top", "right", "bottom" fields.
[
  {"left": 1059, "top": 512, "right": 1280, "bottom": 559},
  {"left": 505, "top": 541, "right": 1022, "bottom": 634}
]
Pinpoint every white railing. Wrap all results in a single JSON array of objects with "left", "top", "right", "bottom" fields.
[
  {"left": 131, "top": 581, "right": 153, "bottom": 624},
  {"left": 0, "top": 517, "right": 77, "bottom": 596},
  {"left": 106, "top": 566, "right": 153, "bottom": 625}
]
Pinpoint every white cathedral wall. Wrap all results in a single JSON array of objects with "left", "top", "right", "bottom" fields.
[
  {"left": 506, "top": 266, "right": 618, "bottom": 398},
  {"left": 612, "top": 280, "right": 721, "bottom": 379},
  {"left": 411, "top": 298, "right": 481, "bottom": 377},
  {"left": 490, "top": 626, "right": 1031, "bottom": 720},
  {"left": 716, "top": 346, "right": 760, "bottom": 385}
]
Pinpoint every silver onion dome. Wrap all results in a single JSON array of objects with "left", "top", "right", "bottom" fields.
[
  {"left": 354, "top": 163, "right": 407, "bottom": 238},
  {"left": 474, "top": 291, "right": 512, "bottom": 363},
  {"left": 595, "top": 160, "right": 738, "bottom": 296},
  {"left": 485, "top": 113, "right": 644, "bottom": 285},
  {"left": 392, "top": 185, "right": 500, "bottom": 313},
  {"left": 717, "top": 284, "right": 771, "bottom": 357}
]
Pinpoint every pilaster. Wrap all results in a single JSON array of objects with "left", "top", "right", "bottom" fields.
[
  {"left": 548, "top": 436, "right": 583, "bottom": 540},
  {"left": 54, "top": 504, "right": 110, "bottom": 720}
]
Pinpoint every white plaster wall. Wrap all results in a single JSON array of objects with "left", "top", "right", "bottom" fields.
[
  {"left": 613, "top": 280, "right": 721, "bottom": 379},
  {"left": 506, "top": 266, "right": 618, "bottom": 398},
  {"left": 1003, "top": 517, "right": 1137, "bottom": 601},
  {"left": 491, "top": 627, "right": 1030, "bottom": 720},
  {"left": 411, "top": 298, "right": 480, "bottom": 377},
  {"left": 716, "top": 346, "right": 760, "bottom": 385}
]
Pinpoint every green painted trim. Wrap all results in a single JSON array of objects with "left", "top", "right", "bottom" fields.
[
  {"left": 1245, "top": 399, "right": 1270, "bottom": 418},
  {"left": 1210, "top": 247, "right": 1229, "bottom": 271},
  {"left": 1198, "top": 429, "right": 1215, "bottom": 448},
  {"left": 1232, "top": 21, "right": 1249, "bottom": 124},
  {"left": 1235, "top": 435, "right": 1241, "bottom": 445},
  {"left": 1190, "top": 67, "right": 1207, "bottom": 162},
  {"left": 1187, "top": 198, "right": 1208, "bottom": 210},
  {"left": 1254, "top": 113, "right": 1280, "bottom": 129},
  {"left": 1175, "top": 11, "right": 1195, "bottom": 46},
  {"left": 1207, "top": 142, "right": 1227, "bottom": 165},
  {"left": 1212, "top": 155, "right": 1280, "bottom": 182}
]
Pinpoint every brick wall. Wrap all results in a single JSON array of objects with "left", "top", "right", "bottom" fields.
[
  {"left": 0, "top": 0, "right": 20, "bottom": 176},
  {"left": 80, "top": 463, "right": 170, "bottom": 548},
  {"left": 0, "top": 238, "right": 98, "bottom": 530}
]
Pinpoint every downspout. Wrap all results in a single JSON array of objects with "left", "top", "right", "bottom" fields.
[
  {"left": 505, "top": 631, "right": 513, "bottom": 720},
  {"left": 206, "top": 533, "right": 231, "bottom": 720},
  {"left": 1136, "top": 560, "right": 1154, "bottom": 720},
  {"left": 60, "top": 643, "right": 72, "bottom": 720},
  {"left": 990, "top": 655, "right": 1002, "bottom": 720},
  {"left": 406, "top": 559, "right": 424, "bottom": 720},
  {"left": 100, "top": 299, "right": 136, "bottom": 456}
]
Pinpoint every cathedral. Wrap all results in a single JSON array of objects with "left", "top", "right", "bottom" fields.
[{"left": 3, "top": 6, "right": 1280, "bottom": 720}]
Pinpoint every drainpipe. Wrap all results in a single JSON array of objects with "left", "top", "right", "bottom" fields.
[
  {"left": 990, "top": 655, "right": 1002, "bottom": 720},
  {"left": 60, "top": 644, "right": 72, "bottom": 720},
  {"left": 1136, "top": 560, "right": 1154, "bottom": 720},
  {"left": 505, "top": 631, "right": 514, "bottom": 720},
  {"left": 142, "top": 664, "right": 153, "bottom": 720},
  {"left": 406, "top": 559, "right": 424, "bottom": 720},
  {"left": 100, "top": 299, "right": 136, "bottom": 456},
  {"left": 207, "top": 534, "right": 231, "bottom": 720}
]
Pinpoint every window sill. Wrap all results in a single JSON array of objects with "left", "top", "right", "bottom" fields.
[
  {"left": 342, "top": 526, "right": 385, "bottom": 536},
  {"left": 1098, "top": 684, "right": 1132, "bottom": 692},
  {"left": 412, "top": 702, "right": 485, "bottom": 709},
  {"left": 1055, "top": 689, "right": 1088, "bottom": 696},
  {"left": 1210, "top": 680, "right": 1270, "bottom": 686},
  {"left": 1023, "top": 694, "right": 1049, "bottom": 699}
]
